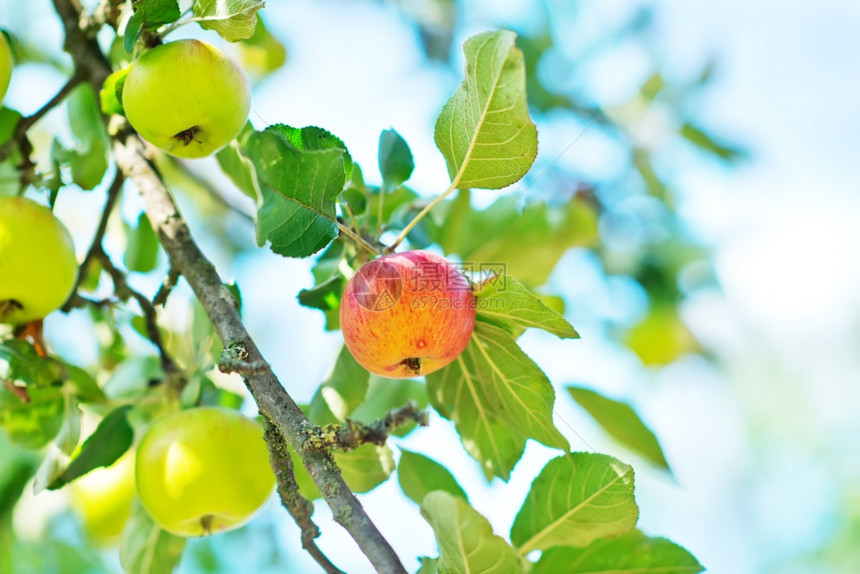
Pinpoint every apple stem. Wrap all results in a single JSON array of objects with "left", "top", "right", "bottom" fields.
[
  {"left": 200, "top": 514, "right": 213, "bottom": 536},
  {"left": 173, "top": 126, "right": 201, "bottom": 147},
  {"left": 337, "top": 223, "right": 380, "bottom": 256},
  {"left": 400, "top": 357, "right": 422, "bottom": 375}
]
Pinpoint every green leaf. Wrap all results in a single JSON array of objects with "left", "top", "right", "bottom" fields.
[
  {"left": 436, "top": 191, "right": 598, "bottom": 287},
  {"left": 100, "top": 67, "right": 129, "bottom": 115},
  {"left": 308, "top": 346, "right": 369, "bottom": 421},
  {"left": 215, "top": 122, "right": 258, "bottom": 200},
  {"left": 350, "top": 376, "right": 428, "bottom": 437},
  {"left": 47, "top": 405, "right": 133, "bottom": 489},
  {"left": 566, "top": 386, "right": 670, "bottom": 472},
  {"left": 236, "top": 15, "right": 288, "bottom": 81},
  {"left": 0, "top": 431, "right": 38, "bottom": 520},
  {"left": 531, "top": 530, "right": 704, "bottom": 574},
  {"left": 103, "top": 356, "right": 164, "bottom": 399},
  {"left": 474, "top": 274, "right": 578, "bottom": 339},
  {"left": 378, "top": 129, "right": 414, "bottom": 192},
  {"left": 124, "top": 0, "right": 182, "bottom": 53},
  {"left": 299, "top": 240, "right": 347, "bottom": 330},
  {"left": 426, "top": 322, "right": 568, "bottom": 481},
  {"left": 417, "top": 556, "right": 439, "bottom": 574},
  {"left": 679, "top": 122, "right": 745, "bottom": 162},
  {"left": 0, "top": 107, "right": 22, "bottom": 145},
  {"left": 120, "top": 501, "right": 187, "bottom": 574},
  {"left": 0, "top": 339, "right": 64, "bottom": 387},
  {"left": 193, "top": 0, "right": 265, "bottom": 43},
  {"left": 624, "top": 305, "right": 698, "bottom": 367},
  {"left": 297, "top": 273, "right": 344, "bottom": 321},
  {"left": 244, "top": 125, "right": 348, "bottom": 257},
  {"left": 435, "top": 30, "right": 537, "bottom": 190},
  {"left": 510, "top": 453, "right": 638, "bottom": 554},
  {"left": 275, "top": 124, "right": 353, "bottom": 177},
  {"left": 398, "top": 449, "right": 468, "bottom": 506},
  {"left": 291, "top": 443, "right": 395, "bottom": 500},
  {"left": 124, "top": 213, "right": 160, "bottom": 273},
  {"left": 0, "top": 343, "right": 66, "bottom": 449},
  {"left": 64, "top": 365, "right": 105, "bottom": 403},
  {"left": 421, "top": 491, "right": 524, "bottom": 574},
  {"left": 57, "top": 83, "right": 109, "bottom": 190}
]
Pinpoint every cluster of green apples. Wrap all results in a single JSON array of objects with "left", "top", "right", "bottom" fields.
[{"left": 72, "top": 407, "right": 275, "bottom": 543}]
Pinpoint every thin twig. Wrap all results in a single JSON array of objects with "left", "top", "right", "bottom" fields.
[
  {"left": 338, "top": 222, "right": 380, "bottom": 256},
  {"left": 96, "top": 247, "right": 180, "bottom": 380},
  {"left": 0, "top": 73, "right": 84, "bottom": 163},
  {"left": 263, "top": 416, "right": 345, "bottom": 574},
  {"left": 303, "top": 402, "right": 428, "bottom": 452},
  {"left": 152, "top": 267, "right": 181, "bottom": 307},
  {"left": 51, "top": 1, "right": 407, "bottom": 568},
  {"left": 63, "top": 170, "right": 125, "bottom": 311},
  {"left": 114, "top": 132, "right": 407, "bottom": 574}
]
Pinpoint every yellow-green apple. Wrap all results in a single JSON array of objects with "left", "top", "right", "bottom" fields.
[
  {"left": 135, "top": 407, "right": 274, "bottom": 537},
  {"left": 0, "top": 197, "right": 78, "bottom": 324},
  {"left": 70, "top": 449, "right": 136, "bottom": 546},
  {"left": 121, "top": 39, "right": 251, "bottom": 158},
  {"left": 340, "top": 250, "right": 476, "bottom": 378},
  {"left": 0, "top": 31, "right": 12, "bottom": 103}
]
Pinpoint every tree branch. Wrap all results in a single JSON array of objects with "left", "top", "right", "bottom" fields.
[
  {"left": 263, "top": 416, "right": 345, "bottom": 574},
  {"left": 51, "top": 1, "right": 407, "bottom": 570},
  {"left": 113, "top": 132, "right": 406, "bottom": 574}
]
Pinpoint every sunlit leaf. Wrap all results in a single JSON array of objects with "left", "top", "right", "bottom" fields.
[
  {"left": 474, "top": 274, "right": 578, "bottom": 339},
  {"left": 193, "top": 0, "right": 264, "bottom": 43},
  {"left": 435, "top": 30, "right": 537, "bottom": 189},
  {"left": 531, "top": 530, "right": 704, "bottom": 574},
  {"left": 350, "top": 376, "right": 428, "bottom": 437},
  {"left": 120, "top": 501, "right": 186, "bottom": 574},
  {"left": 510, "top": 453, "right": 638, "bottom": 554},
  {"left": 307, "top": 345, "right": 369, "bottom": 421},
  {"left": 47, "top": 405, "right": 133, "bottom": 490},
  {"left": 378, "top": 129, "right": 414, "bottom": 193},
  {"left": 237, "top": 15, "right": 287, "bottom": 81},
  {"left": 100, "top": 67, "right": 128, "bottom": 115},
  {"left": 421, "top": 491, "right": 524, "bottom": 574},
  {"left": 679, "top": 122, "right": 745, "bottom": 162},
  {"left": 398, "top": 449, "right": 468, "bottom": 506},
  {"left": 624, "top": 305, "right": 698, "bottom": 366},
  {"left": 56, "top": 83, "right": 109, "bottom": 190},
  {"left": 124, "top": 213, "right": 159, "bottom": 273},
  {"left": 291, "top": 443, "right": 395, "bottom": 500},
  {"left": 426, "top": 322, "right": 568, "bottom": 480},
  {"left": 436, "top": 191, "right": 598, "bottom": 287},
  {"left": 215, "top": 122, "right": 258, "bottom": 200},
  {"left": 567, "top": 386, "right": 670, "bottom": 472}
]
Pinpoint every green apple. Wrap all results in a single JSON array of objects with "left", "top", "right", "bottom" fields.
[
  {"left": 70, "top": 449, "right": 136, "bottom": 546},
  {"left": 0, "top": 31, "right": 12, "bottom": 103},
  {"left": 135, "top": 407, "right": 275, "bottom": 537},
  {"left": 0, "top": 197, "right": 78, "bottom": 324},
  {"left": 340, "top": 250, "right": 476, "bottom": 378},
  {"left": 121, "top": 39, "right": 251, "bottom": 158}
]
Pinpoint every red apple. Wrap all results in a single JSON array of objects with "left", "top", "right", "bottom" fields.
[{"left": 340, "top": 250, "right": 476, "bottom": 378}]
